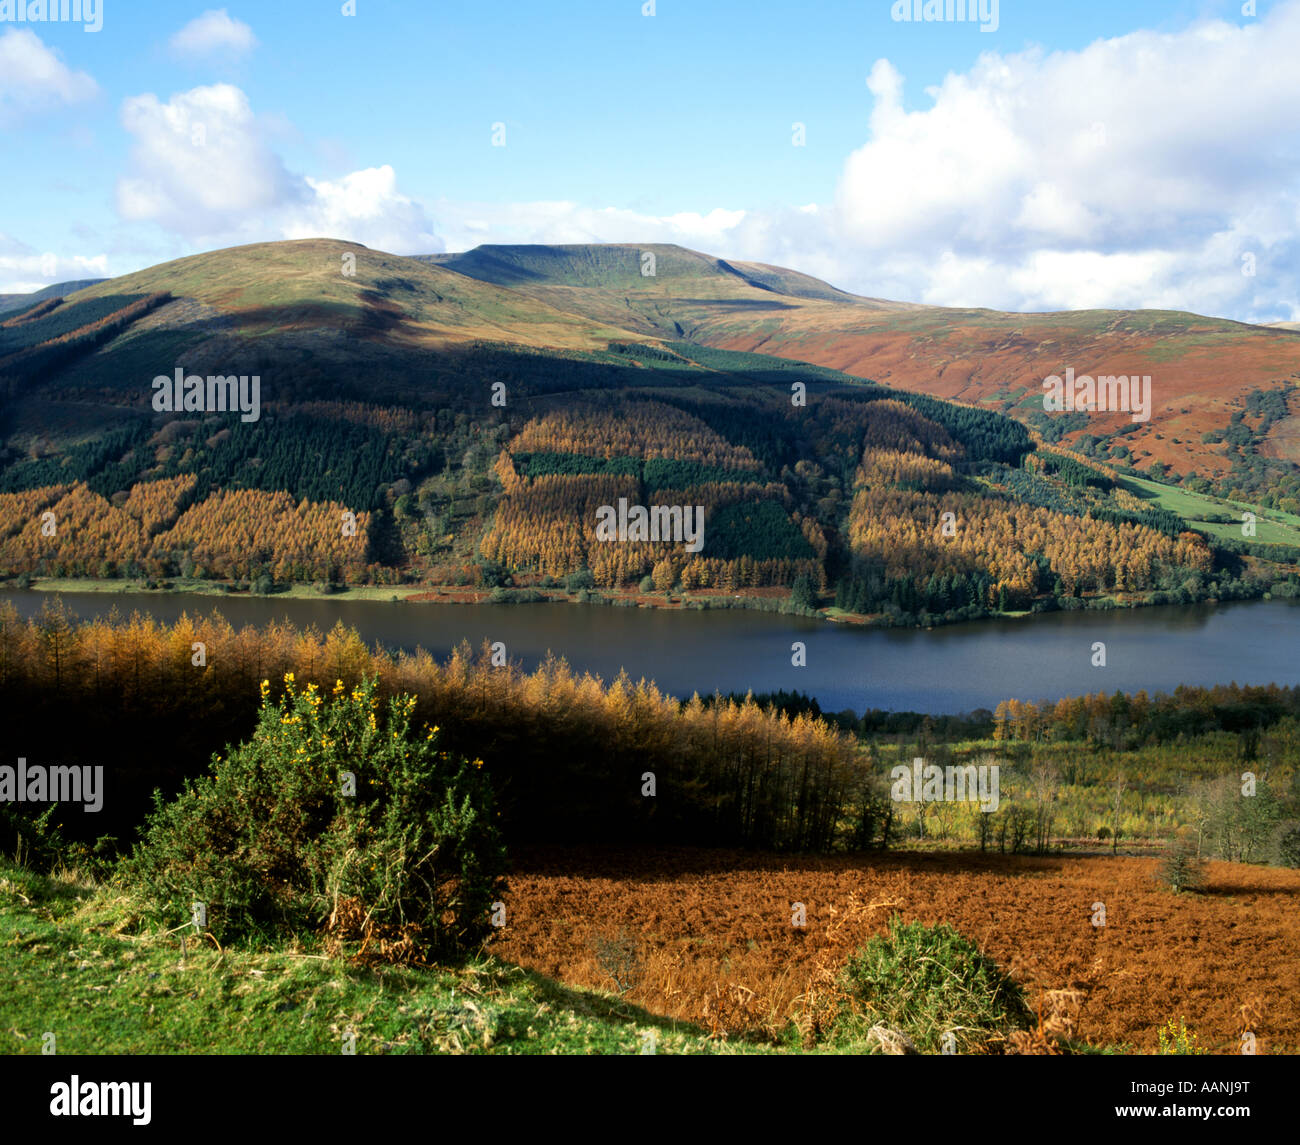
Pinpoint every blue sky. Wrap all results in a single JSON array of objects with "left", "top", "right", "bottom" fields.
[{"left": 2, "top": 0, "right": 1297, "bottom": 322}]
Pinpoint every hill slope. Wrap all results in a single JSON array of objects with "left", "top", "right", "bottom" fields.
[
  {"left": 429, "top": 243, "right": 1300, "bottom": 490},
  {"left": 70, "top": 238, "right": 644, "bottom": 351}
]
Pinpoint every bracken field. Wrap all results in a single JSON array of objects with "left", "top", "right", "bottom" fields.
[{"left": 493, "top": 847, "right": 1300, "bottom": 1053}]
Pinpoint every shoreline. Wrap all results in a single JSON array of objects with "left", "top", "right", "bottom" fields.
[{"left": 0, "top": 574, "right": 1289, "bottom": 632}]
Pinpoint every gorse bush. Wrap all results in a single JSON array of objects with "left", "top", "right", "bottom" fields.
[
  {"left": 837, "top": 916, "right": 1032, "bottom": 1053},
  {"left": 0, "top": 803, "right": 64, "bottom": 872},
  {"left": 1157, "top": 1017, "right": 1208, "bottom": 1055},
  {"left": 124, "top": 674, "right": 507, "bottom": 960}
]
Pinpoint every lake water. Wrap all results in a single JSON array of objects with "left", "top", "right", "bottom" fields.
[{"left": 4, "top": 590, "right": 1298, "bottom": 715}]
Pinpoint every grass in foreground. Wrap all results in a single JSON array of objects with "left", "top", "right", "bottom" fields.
[
  {"left": 0, "top": 861, "right": 767, "bottom": 1056},
  {"left": 0, "top": 859, "right": 1132, "bottom": 1056}
]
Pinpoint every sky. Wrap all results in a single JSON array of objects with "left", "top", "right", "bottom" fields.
[{"left": 1, "top": 0, "right": 1298, "bottom": 322}]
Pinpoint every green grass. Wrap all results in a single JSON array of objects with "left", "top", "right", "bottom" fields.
[
  {"left": 256, "top": 584, "right": 423, "bottom": 601},
  {"left": 1117, "top": 473, "right": 1300, "bottom": 547},
  {"left": 0, "top": 861, "right": 769, "bottom": 1056},
  {"left": 21, "top": 578, "right": 425, "bottom": 601}
]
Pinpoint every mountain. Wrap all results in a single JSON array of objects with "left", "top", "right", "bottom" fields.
[
  {"left": 428, "top": 243, "right": 1300, "bottom": 493},
  {"left": 0, "top": 279, "right": 108, "bottom": 315},
  {"left": 0, "top": 237, "right": 1294, "bottom": 623},
  {"left": 419, "top": 242, "right": 917, "bottom": 307},
  {"left": 69, "top": 238, "right": 641, "bottom": 351}
]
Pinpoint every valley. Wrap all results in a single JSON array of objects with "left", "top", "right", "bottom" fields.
[
  {"left": 3, "top": 237, "right": 1298, "bottom": 1064},
  {"left": 1, "top": 238, "right": 1298, "bottom": 630}
]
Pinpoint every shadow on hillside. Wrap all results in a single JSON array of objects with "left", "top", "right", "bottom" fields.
[
  {"left": 508, "top": 964, "right": 747, "bottom": 1045},
  {"left": 508, "top": 844, "right": 1074, "bottom": 884},
  {"left": 670, "top": 298, "right": 801, "bottom": 311},
  {"left": 1199, "top": 878, "right": 1300, "bottom": 897}
]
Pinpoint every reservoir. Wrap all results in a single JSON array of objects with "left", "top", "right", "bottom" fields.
[{"left": 3, "top": 590, "right": 1297, "bottom": 715}]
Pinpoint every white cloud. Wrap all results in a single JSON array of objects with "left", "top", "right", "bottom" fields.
[
  {"left": 0, "top": 29, "right": 97, "bottom": 124},
  {"left": 117, "top": 85, "right": 301, "bottom": 232},
  {"left": 823, "top": 3, "right": 1300, "bottom": 317},
  {"left": 286, "top": 166, "right": 442, "bottom": 253},
  {"left": 168, "top": 9, "right": 257, "bottom": 60},
  {"left": 0, "top": 233, "right": 108, "bottom": 294},
  {"left": 114, "top": 84, "right": 441, "bottom": 253}
]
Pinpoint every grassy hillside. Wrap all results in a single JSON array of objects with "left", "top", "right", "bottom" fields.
[
  {"left": 0, "top": 860, "right": 751, "bottom": 1055},
  {"left": 429, "top": 243, "right": 1300, "bottom": 485},
  {"left": 420, "top": 242, "right": 914, "bottom": 307},
  {"left": 1118, "top": 472, "right": 1300, "bottom": 548},
  {"left": 70, "top": 238, "right": 640, "bottom": 350}
]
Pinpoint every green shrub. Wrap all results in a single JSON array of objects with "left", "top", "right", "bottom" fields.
[
  {"left": 566, "top": 568, "right": 595, "bottom": 591},
  {"left": 1158, "top": 836, "right": 1207, "bottom": 892},
  {"left": 836, "top": 915, "right": 1031, "bottom": 1053},
  {"left": 123, "top": 674, "right": 507, "bottom": 960}
]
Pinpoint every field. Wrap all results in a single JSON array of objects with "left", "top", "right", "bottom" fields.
[
  {"left": 1118, "top": 472, "right": 1300, "bottom": 548},
  {"left": 19, "top": 577, "right": 424, "bottom": 601},
  {"left": 493, "top": 847, "right": 1300, "bottom": 1052}
]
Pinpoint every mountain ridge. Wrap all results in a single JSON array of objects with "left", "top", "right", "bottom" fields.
[{"left": 425, "top": 241, "right": 1300, "bottom": 487}]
